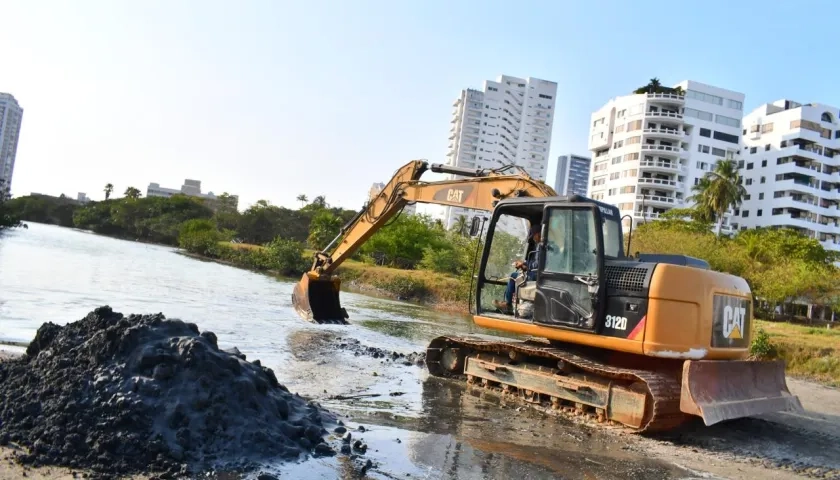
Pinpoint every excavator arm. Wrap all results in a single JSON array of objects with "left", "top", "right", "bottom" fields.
[{"left": 292, "top": 159, "right": 556, "bottom": 323}]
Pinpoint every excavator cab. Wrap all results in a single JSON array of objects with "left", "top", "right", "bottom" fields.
[{"left": 475, "top": 196, "right": 622, "bottom": 334}]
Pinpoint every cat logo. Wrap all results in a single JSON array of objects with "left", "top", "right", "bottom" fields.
[
  {"left": 722, "top": 305, "right": 746, "bottom": 339},
  {"left": 433, "top": 185, "right": 474, "bottom": 204},
  {"left": 711, "top": 294, "right": 750, "bottom": 347},
  {"left": 447, "top": 189, "right": 465, "bottom": 203}
]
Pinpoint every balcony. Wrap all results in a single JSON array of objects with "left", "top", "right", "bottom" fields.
[
  {"left": 646, "top": 92, "right": 685, "bottom": 104},
  {"left": 646, "top": 110, "right": 683, "bottom": 120},
  {"left": 638, "top": 178, "right": 680, "bottom": 189},
  {"left": 640, "top": 144, "right": 681, "bottom": 158},
  {"left": 776, "top": 178, "right": 820, "bottom": 194},
  {"left": 636, "top": 194, "right": 677, "bottom": 205},
  {"left": 642, "top": 127, "right": 683, "bottom": 139},
  {"left": 639, "top": 159, "right": 681, "bottom": 172},
  {"left": 634, "top": 211, "right": 664, "bottom": 219}
]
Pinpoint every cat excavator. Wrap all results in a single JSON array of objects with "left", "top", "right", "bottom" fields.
[{"left": 292, "top": 159, "right": 802, "bottom": 432}]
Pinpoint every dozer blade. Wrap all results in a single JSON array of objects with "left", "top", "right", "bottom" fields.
[
  {"left": 679, "top": 359, "right": 803, "bottom": 426},
  {"left": 291, "top": 273, "right": 349, "bottom": 324}
]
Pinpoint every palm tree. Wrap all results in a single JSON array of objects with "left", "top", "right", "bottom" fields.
[
  {"left": 296, "top": 194, "right": 308, "bottom": 207},
  {"left": 689, "top": 159, "right": 746, "bottom": 236},
  {"left": 104, "top": 183, "right": 114, "bottom": 200},
  {"left": 452, "top": 215, "right": 469, "bottom": 236},
  {"left": 124, "top": 186, "right": 141, "bottom": 199},
  {"left": 647, "top": 77, "right": 662, "bottom": 93}
]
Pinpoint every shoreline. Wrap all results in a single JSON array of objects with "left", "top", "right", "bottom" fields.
[{"left": 176, "top": 250, "right": 472, "bottom": 315}]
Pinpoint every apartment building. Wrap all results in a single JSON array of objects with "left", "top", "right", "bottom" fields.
[
  {"left": 0, "top": 93, "right": 23, "bottom": 192},
  {"left": 587, "top": 80, "right": 745, "bottom": 231},
  {"left": 147, "top": 179, "right": 239, "bottom": 210},
  {"left": 428, "top": 74, "right": 557, "bottom": 231},
  {"left": 554, "top": 154, "right": 591, "bottom": 196},
  {"left": 737, "top": 100, "right": 840, "bottom": 252}
]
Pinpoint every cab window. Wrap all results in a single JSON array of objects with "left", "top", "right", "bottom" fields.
[{"left": 544, "top": 208, "right": 598, "bottom": 275}]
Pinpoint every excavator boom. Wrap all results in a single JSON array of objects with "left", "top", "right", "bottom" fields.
[{"left": 292, "top": 159, "right": 555, "bottom": 322}]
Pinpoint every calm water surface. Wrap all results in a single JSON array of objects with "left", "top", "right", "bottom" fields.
[{"left": 0, "top": 222, "right": 490, "bottom": 357}]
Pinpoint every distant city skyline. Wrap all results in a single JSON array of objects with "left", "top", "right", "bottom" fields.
[{"left": 2, "top": 2, "right": 840, "bottom": 211}]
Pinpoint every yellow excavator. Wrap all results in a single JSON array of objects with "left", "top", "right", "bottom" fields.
[{"left": 292, "top": 159, "right": 802, "bottom": 432}]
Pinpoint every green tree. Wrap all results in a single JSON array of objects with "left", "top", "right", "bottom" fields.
[
  {"left": 689, "top": 159, "right": 746, "bottom": 236},
  {"left": 296, "top": 194, "right": 308, "bottom": 207},
  {"left": 359, "top": 214, "right": 447, "bottom": 268},
  {"left": 451, "top": 215, "right": 469, "bottom": 236},
  {"left": 104, "top": 183, "right": 114, "bottom": 200},
  {"left": 124, "top": 186, "right": 142, "bottom": 199},
  {"left": 307, "top": 210, "right": 343, "bottom": 251},
  {"left": 0, "top": 180, "right": 23, "bottom": 231}
]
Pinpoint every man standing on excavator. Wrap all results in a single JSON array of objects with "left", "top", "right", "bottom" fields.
[{"left": 494, "top": 223, "right": 542, "bottom": 313}]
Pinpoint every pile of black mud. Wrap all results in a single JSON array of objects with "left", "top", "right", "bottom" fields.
[
  {"left": 0, "top": 306, "right": 341, "bottom": 479},
  {"left": 333, "top": 336, "right": 426, "bottom": 367}
]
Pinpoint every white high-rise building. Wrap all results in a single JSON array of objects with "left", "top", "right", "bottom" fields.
[
  {"left": 0, "top": 93, "right": 24, "bottom": 193},
  {"left": 737, "top": 100, "right": 840, "bottom": 252},
  {"left": 587, "top": 80, "right": 745, "bottom": 231},
  {"left": 430, "top": 75, "right": 557, "bottom": 230},
  {"left": 554, "top": 154, "right": 591, "bottom": 196}
]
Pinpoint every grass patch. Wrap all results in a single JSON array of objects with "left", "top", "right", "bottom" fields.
[
  {"left": 755, "top": 320, "right": 840, "bottom": 387},
  {"left": 220, "top": 241, "right": 266, "bottom": 252}
]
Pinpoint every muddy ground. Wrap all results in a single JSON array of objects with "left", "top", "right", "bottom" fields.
[{"left": 2, "top": 327, "right": 840, "bottom": 480}]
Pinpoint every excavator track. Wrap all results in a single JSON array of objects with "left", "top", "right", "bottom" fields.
[{"left": 426, "top": 335, "right": 687, "bottom": 433}]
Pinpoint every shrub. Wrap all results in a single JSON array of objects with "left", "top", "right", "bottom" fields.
[
  {"left": 178, "top": 219, "right": 221, "bottom": 256},
  {"left": 749, "top": 328, "right": 776, "bottom": 360},
  {"left": 266, "top": 237, "right": 310, "bottom": 275}
]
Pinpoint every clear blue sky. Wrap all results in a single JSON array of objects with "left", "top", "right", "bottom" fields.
[{"left": 2, "top": 0, "right": 837, "bottom": 210}]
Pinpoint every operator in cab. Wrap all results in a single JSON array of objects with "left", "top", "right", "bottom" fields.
[{"left": 494, "top": 224, "right": 542, "bottom": 313}]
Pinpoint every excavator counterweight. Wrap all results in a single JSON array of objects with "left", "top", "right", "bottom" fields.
[{"left": 291, "top": 158, "right": 802, "bottom": 432}]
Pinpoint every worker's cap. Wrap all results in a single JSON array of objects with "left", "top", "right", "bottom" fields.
[{"left": 528, "top": 224, "right": 541, "bottom": 239}]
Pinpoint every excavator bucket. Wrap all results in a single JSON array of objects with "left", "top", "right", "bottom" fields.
[
  {"left": 291, "top": 273, "right": 349, "bottom": 324},
  {"left": 679, "top": 359, "right": 803, "bottom": 426}
]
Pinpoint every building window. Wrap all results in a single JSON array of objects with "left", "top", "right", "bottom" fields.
[
  {"left": 760, "top": 176, "right": 765, "bottom": 183},
  {"left": 715, "top": 114, "right": 741, "bottom": 128},
  {"left": 627, "top": 120, "right": 642, "bottom": 131},
  {"left": 686, "top": 90, "right": 724, "bottom": 106},
  {"left": 700, "top": 128, "right": 711, "bottom": 137},
  {"left": 742, "top": 210, "right": 749, "bottom": 218},
  {"left": 765, "top": 144, "right": 771, "bottom": 151},
  {"left": 772, "top": 208, "right": 782, "bottom": 215},
  {"left": 625, "top": 136, "right": 641, "bottom": 145},
  {"left": 761, "top": 123, "right": 774, "bottom": 133},
  {"left": 698, "top": 144, "right": 710, "bottom": 154},
  {"left": 615, "top": 124, "right": 625, "bottom": 133},
  {"left": 684, "top": 107, "right": 713, "bottom": 121},
  {"left": 757, "top": 209, "right": 763, "bottom": 217},
  {"left": 747, "top": 163, "right": 754, "bottom": 170},
  {"left": 538, "top": 94, "right": 552, "bottom": 99},
  {"left": 624, "top": 152, "right": 639, "bottom": 161},
  {"left": 613, "top": 140, "right": 623, "bottom": 149},
  {"left": 726, "top": 99, "right": 743, "bottom": 110},
  {"left": 746, "top": 178, "right": 753, "bottom": 185},
  {"left": 712, "top": 147, "right": 726, "bottom": 157},
  {"left": 759, "top": 193, "right": 764, "bottom": 200},
  {"left": 713, "top": 131, "right": 739, "bottom": 144},
  {"left": 738, "top": 160, "right": 745, "bottom": 168},
  {"left": 745, "top": 194, "right": 751, "bottom": 201},
  {"left": 749, "top": 147, "right": 757, "bottom": 154}
]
